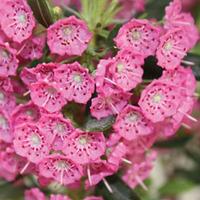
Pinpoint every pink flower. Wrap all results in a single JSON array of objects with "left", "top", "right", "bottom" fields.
[
  {"left": 20, "top": 67, "right": 37, "bottom": 86},
  {"left": 38, "top": 113, "right": 75, "bottom": 150},
  {"left": 122, "top": 151, "right": 157, "bottom": 189},
  {"left": 164, "top": 0, "right": 199, "bottom": 48},
  {"left": 0, "top": 0, "right": 35, "bottom": 43},
  {"left": 47, "top": 16, "right": 92, "bottom": 56},
  {"left": 18, "top": 34, "right": 46, "bottom": 60},
  {"left": 138, "top": 80, "right": 182, "bottom": 123},
  {"left": 106, "top": 142, "right": 127, "bottom": 170},
  {"left": 114, "top": 19, "right": 160, "bottom": 57},
  {"left": 11, "top": 101, "right": 41, "bottom": 127},
  {"left": 117, "top": 0, "right": 145, "bottom": 20},
  {"left": 0, "top": 88, "right": 16, "bottom": 113},
  {"left": 90, "top": 89, "right": 131, "bottom": 120},
  {"left": 84, "top": 197, "right": 104, "bottom": 200},
  {"left": 0, "top": 42, "right": 18, "bottom": 76},
  {"left": 50, "top": 194, "right": 71, "bottom": 200},
  {"left": 0, "top": 76, "right": 13, "bottom": 92},
  {"left": 13, "top": 123, "right": 50, "bottom": 164},
  {"left": 156, "top": 28, "right": 189, "bottom": 70},
  {"left": 113, "top": 105, "right": 154, "bottom": 141},
  {"left": 30, "top": 81, "right": 66, "bottom": 113},
  {"left": 54, "top": 62, "right": 95, "bottom": 104},
  {"left": 96, "top": 50, "right": 144, "bottom": 92},
  {"left": 85, "top": 160, "right": 114, "bottom": 188},
  {"left": 25, "top": 188, "right": 46, "bottom": 200},
  {"left": 39, "top": 154, "right": 83, "bottom": 185},
  {"left": 0, "top": 110, "right": 13, "bottom": 143},
  {"left": 63, "top": 130, "right": 106, "bottom": 164},
  {"left": 160, "top": 66, "right": 196, "bottom": 96}
]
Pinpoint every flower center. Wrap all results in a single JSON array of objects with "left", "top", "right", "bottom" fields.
[
  {"left": 54, "top": 123, "right": 65, "bottom": 134},
  {"left": 73, "top": 74, "right": 82, "bottom": 83},
  {"left": 1, "top": 50, "right": 9, "bottom": 59},
  {"left": 30, "top": 134, "right": 41, "bottom": 147},
  {"left": 0, "top": 115, "right": 7, "bottom": 129},
  {"left": 26, "top": 110, "right": 33, "bottom": 116},
  {"left": 56, "top": 160, "right": 68, "bottom": 170},
  {"left": 128, "top": 112, "right": 138, "bottom": 122},
  {"left": 63, "top": 26, "right": 72, "bottom": 36},
  {"left": 152, "top": 94, "right": 162, "bottom": 103},
  {"left": 47, "top": 86, "right": 57, "bottom": 95},
  {"left": 79, "top": 136, "right": 88, "bottom": 145},
  {"left": 17, "top": 14, "right": 26, "bottom": 24},
  {"left": 164, "top": 41, "right": 173, "bottom": 51},
  {"left": 0, "top": 92, "right": 5, "bottom": 102},
  {"left": 132, "top": 30, "right": 141, "bottom": 41},
  {"left": 117, "top": 63, "right": 124, "bottom": 73}
]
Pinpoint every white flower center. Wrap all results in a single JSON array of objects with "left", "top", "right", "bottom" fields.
[
  {"left": 0, "top": 115, "right": 7, "bottom": 129},
  {"left": 132, "top": 30, "right": 141, "bottom": 41},
  {"left": 56, "top": 161, "right": 68, "bottom": 170},
  {"left": 63, "top": 26, "right": 72, "bottom": 36},
  {"left": 73, "top": 74, "right": 82, "bottom": 83},
  {"left": 79, "top": 136, "right": 88, "bottom": 145},
  {"left": 18, "top": 14, "right": 26, "bottom": 24},
  {"left": 30, "top": 134, "right": 41, "bottom": 147},
  {"left": 54, "top": 123, "right": 65, "bottom": 134},
  {"left": 0, "top": 92, "right": 5, "bottom": 102},
  {"left": 164, "top": 41, "right": 173, "bottom": 51},
  {"left": 152, "top": 94, "right": 162, "bottom": 103},
  {"left": 128, "top": 112, "right": 138, "bottom": 122},
  {"left": 1, "top": 50, "right": 9, "bottom": 58},
  {"left": 117, "top": 63, "right": 124, "bottom": 73}
]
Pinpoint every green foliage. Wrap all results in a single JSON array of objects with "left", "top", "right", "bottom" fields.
[{"left": 159, "top": 178, "right": 195, "bottom": 197}]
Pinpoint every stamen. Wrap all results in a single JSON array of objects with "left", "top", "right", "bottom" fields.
[
  {"left": 135, "top": 175, "right": 148, "bottom": 191},
  {"left": 20, "top": 161, "right": 30, "bottom": 174},
  {"left": 122, "top": 158, "right": 132, "bottom": 165},
  {"left": 87, "top": 166, "right": 92, "bottom": 186},
  {"left": 181, "top": 60, "right": 195, "bottom": 66},
  {"left": 103, "top": 178, "right": 113, "bottom": 193},
  {"left": 23, "top": 90, "right": 30, "bottom": 96},
  {"left": 182, "top": 123, "right": 191, "bottom": 130}
]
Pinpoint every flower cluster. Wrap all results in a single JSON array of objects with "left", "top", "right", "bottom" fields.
[{"left": 0, "top": 0, "right": 199, "bottom": 199}]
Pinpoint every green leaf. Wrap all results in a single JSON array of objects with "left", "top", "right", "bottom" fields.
[
  {"left": 0, "top": 181, "right": 24, "bottom": 200},
  {"left": 145, "top": 0, "right": 170, "bottom": 20},
  {"left": 154, "top": 134, "right": 192, "bottom": 148},
  {"left": 95, "top": 175, "right": 141, "bottom": 200},
  {"left": 83, "top": 115, "right": 115, "bottom": 132},
  {"left": 28, "top": 0, "right": 55, "bottom": 27},
  {"left": 159, "top": 178, "right": 195, "bottom": 197},
  {"left": 106, "top": 24, "right": 122, "bottom": 49}
]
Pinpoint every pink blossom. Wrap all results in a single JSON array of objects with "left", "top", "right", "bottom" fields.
[
  {"left": 114, "top": 19, "right": 160, "bottom": 57},
  {"left": 39, "top": 154, "right": 83, "bottom": 185},
  {"left": 84, "top": 197, "right": 104, "bottom": 200},
  {"left": 122, "top": 151, "right": 157, "bottom": 189},
  {"left": 25, "top": 188, "right": 46, "bottom": 200},
  {"left": 13, "top": 123, "right": 50, "bottom": 164},
  {"left": 0, "top": 0, "right": 35, "bottom": 43},
  {"left": 63, "top": 130, "right": 106, "bottom": 164},
  {"left": 91, "top": 89, "right": 131, "bottom": 120},
  {"left": 0, "top": 42, "right": 18, "bottom": 76},
  {"left": 38, "top": 113, "right": 75, "bottom": 150},
  {"left": 117, "top": 0, "right": 145, "bottom": 20},
  {"left": 47, "top": 16, "right": 92, "bottom": 56},
  {"left": 50, "top": 194, "right": 71, "bottom": 200},
  {"left": 138, "top": 80, "right": 182, "bottom": 122},
  {"left": 160, "top": 66, "right": 196, "bottom": 96},
  {"left": 11, "top": 101, "right": 41, "bottom": 127},
  {"left": 54, "top": 62, "right": 95, "bottom": 104},
  {"left": 20, "top": 67, "right": 37, "bottom": 86},
  {"left": 156, "top": 28, "right": 189, "bottom": 70},
  {"left": 30, "top": 81, "right": 66, "bottom": 113},
  {"left": 114, "top": 105, "right": 154, "bottom": 141},
  {"left": 96, "top": 50, "right": 144, "bottom": 92},
  {"left": 164, "top": 0, "right": 199, "bottom": 48},
  {"left": 0, "top": 76, "right": 13, "bottom": 92},
  {"left": 0, "top": 110, "right": 13, "bottom": 143},
  {"left": 18, "top": 34, "right": 46, "bottom": 60},
  {"left": 85, "top": 160, "right": 114, "bottom": 188}
]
